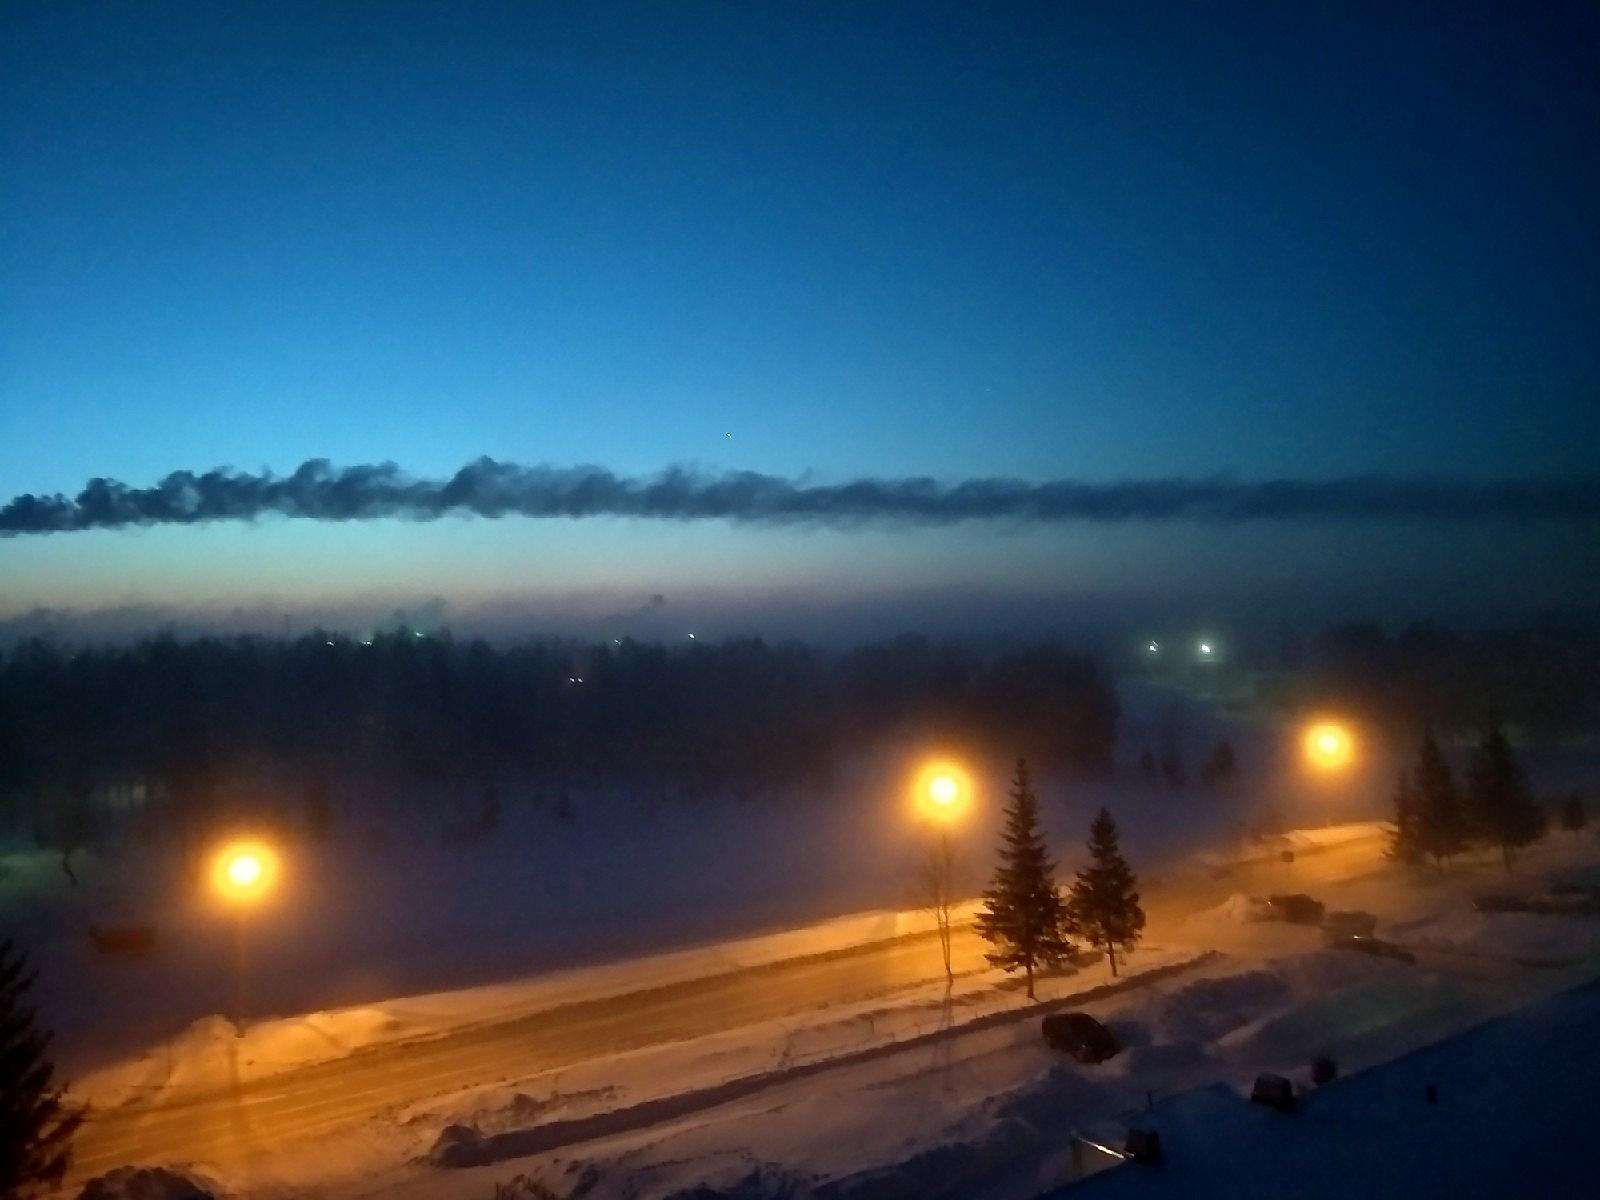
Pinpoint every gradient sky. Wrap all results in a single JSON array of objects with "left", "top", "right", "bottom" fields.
[{"left": 3, "top": 1, "right": 1597, "bottom": 635}]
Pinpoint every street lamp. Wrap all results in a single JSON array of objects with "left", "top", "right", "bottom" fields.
[
  {"left": 913, "top": 760, "right": 971, "bottom": 985},
  {"left": 1303, "top": 721, "right": 1355, "bottom": 772},
  {"left": 210, "top": 838, "right": 280, "bottom": 1036}
]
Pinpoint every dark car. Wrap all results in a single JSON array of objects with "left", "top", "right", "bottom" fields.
[
  {"left": 1326, "top": 934, "right": 1416, "bottom": 964},
  {"left": 1042, "top": 1012, "right": 1121, "bottom": 1063},
  {"left": 1266, "top": 893, "right": 1326, "bottom": 925}
]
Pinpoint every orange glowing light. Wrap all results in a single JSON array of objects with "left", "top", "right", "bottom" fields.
[
  {"left": 913, "top": 759, "right": 972, "bottom": 823},
  {"left": 211, "top": 839, "right": 280, "bottom": 903},
  {"left": 1303, "top": 721, "right": 1355, "bottom": 771}
]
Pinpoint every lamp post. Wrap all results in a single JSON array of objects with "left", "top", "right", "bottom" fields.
[
  {"left": 914, "top": 760, "right": 971, "bottom": 986},
  {"left": 210, "top": 838, "right": 280, "bottom": 1038}
]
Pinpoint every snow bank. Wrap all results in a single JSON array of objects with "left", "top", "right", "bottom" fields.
[
  {"left": 72, "top": 900, "right": 982, "bottom": 1108},
  {"left": 75, "top": 1165, "right": 220, "bottom": 1200}
]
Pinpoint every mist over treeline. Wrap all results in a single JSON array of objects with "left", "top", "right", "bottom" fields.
[
  {"left": 0, "top": 631, "right": 1118, "bottom": 858},
  {"left": 1272, "top": 621, "right": 1600, "bottom": 739}
]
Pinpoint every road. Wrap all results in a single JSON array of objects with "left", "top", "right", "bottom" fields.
[{"left": 64, "top": 829, "right": 1389, "bottom": 1188}]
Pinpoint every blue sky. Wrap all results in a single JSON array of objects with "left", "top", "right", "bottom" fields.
[{"left": 3, "top": 2, "right": 1597, "bottom": 632}]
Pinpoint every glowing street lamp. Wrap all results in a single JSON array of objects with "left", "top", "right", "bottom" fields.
[
  {"left": 212, "top": 839, "right": 279, "bottom": 904},
  {"left": 912, "top": 760, "right": 972, "bottom": 985},
  {"left": 1303, "top": 721, "right": 1355, "bottom": 772},
  {"left": 210, "top": 838, "right": 281, "bottom": 1036}
]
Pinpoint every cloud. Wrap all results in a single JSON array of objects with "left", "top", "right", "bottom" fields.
[{"left": 3, "top": 458, "right": 1599, "bottom": 535}]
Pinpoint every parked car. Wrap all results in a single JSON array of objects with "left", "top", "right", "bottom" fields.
[
  {"left": 1266, "top": 893, "right": 1325, "bottom": 925},
  {"left": 88, "top": 924, "right": 158, "bottom": 959},
  {"left": 1321, "top": 910, "right": 1377, "bottom": 939},
  {"left": 1251, "top": 1072, "right": 1296, "bottom": 1112},
  {"left": 1326, "top": 934, "right": 1415, "bottom": 964},
  {"left": 1042, "top": 1012, "right": 1121, "bottom": 1063}
]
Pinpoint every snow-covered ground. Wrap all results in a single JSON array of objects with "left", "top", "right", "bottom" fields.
[
  {"left": 55, "top": 821, "right": 1600, "bottom": 1200},
  {"left": 26, "top": 679, "right": 1600, "bottom": 1200}
]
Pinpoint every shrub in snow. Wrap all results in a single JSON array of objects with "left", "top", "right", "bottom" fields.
[
  {"left": 75, "top": 1166, "right": 218, "bottom": 1200},
  {"left": 491, "top": 1175, "right": 561, "bottom": 1200}
]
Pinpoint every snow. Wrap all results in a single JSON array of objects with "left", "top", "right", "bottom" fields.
[
  {"left": 70, "top": 900, "right": 988, "bottom": 1109},
  {"left": 29, "top": 685, "right": 1600, "bottom": 1200},
  {"left": 1056, "top": 973, "right": 1600, "bottom": 1199}
]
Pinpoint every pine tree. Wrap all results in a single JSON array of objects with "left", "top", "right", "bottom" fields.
[
  {"left": 1388, "top": 769, "right": 1424, "bottom": 865},
  {"left": 1198, "top": 740, "right": 1237, "bottom": 790},
  {"left": 1560, "top": 792, "right": 1587, "bottom": 833},
  {"left": 1468, "top": 723, "right": 1544, "bottom": 871},
  {"left": 1414, "top": 729, "right": 1467, "bottom": 867},
  {"left": 0, "top": 940, "right": 84, "bottom": 1198},
  {"left": 1064, "top": 808, "right": 1146, "bottom": 977},
  {"left": 974, "top": 759, "right": 1073, "bottom": 999}
]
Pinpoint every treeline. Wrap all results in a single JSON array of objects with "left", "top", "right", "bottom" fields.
[
  {"left": 1274, "top": 622, "right": 1600, "bottom": 738},
  {"left": 0, "top": 630, "right": 1117, "bottom": 850},
  {"left": 1391, "top": 723, "right": 1570, "bottom": 871}
]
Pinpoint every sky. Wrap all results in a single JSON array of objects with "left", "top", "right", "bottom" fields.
[{"left": 2, "top": 1, "right": 1597, "bottom": 640}]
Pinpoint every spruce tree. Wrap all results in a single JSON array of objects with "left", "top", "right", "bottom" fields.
[
  {"left": 1468, "top": 723, "right": 1544, "bottom": 871},
  {"left": 1414, "top": 729, "right": 1467, "bottom": 867},
  {"left": 0, "top": 940, "right": 83, "bottom": 1198},
  {"left": 1388, "top": 769, "right": 1424, "bottom": 865},
  {"left": 1064, "top": 809, "right": 1146, "bottom": 977},
  {"left": 1560, "top": 792, "right": 1587, "bottom": 833},
  {"left": 974, "top": 759, "right": 1072, "bottom": 999}
]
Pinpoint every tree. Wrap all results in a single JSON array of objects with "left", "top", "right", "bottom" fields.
[
  {"left": 1064, "top": 809, "right": 1146, "bottom": 977},
  {"left": 918, "top": 831, "right": 958, "bottom": 986},
  {"left": 974, "top": 759, "right": 1073, "bottom": 999},
  {"left": 1560, "top": 792, "right": 1587, "bottom": 833},
  {"left": 1414, "top": 730, "right": 1467, "bottom": 867},
  {"left": 1388, "top": 769, "right": 1425, "bottom": 865},
  {"left": 1159, "top": 747, "right": 1187, "bottom": 791},
  {"left": 1467, "top": 723, "right": 1544, "bottom": 871},
  {"left": 1198, "top": 740, "right": 1237, "bottom": 790},
  {"left": 0, "top": 940, "right": 84, "bottom": 1198}
]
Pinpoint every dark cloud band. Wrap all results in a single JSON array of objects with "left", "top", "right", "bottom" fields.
[{"left": 4, "top": 458, "right": 1599, "bottom": 535}]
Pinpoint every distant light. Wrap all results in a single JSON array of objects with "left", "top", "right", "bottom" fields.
[
  {"left": 1147, "top": 641, "right": 1160, "bottom": 654},
  {"left": 326, "top": 640, "right": 335, "bottom": 646},
  {"left": 613, "top": 638, "right": 622, "bottom": 645},
  {"left": 361, "top": 640, "right": 373, "bottom": 646},
  {"left": 414, "top": 630, "right": 425, "bottom": 639},
  {"left": 1198, "top": 642, "right": 1213, "bottom": 656},
  {"left": 688, "top": 633, "right": 696, "bottom": 639}
]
